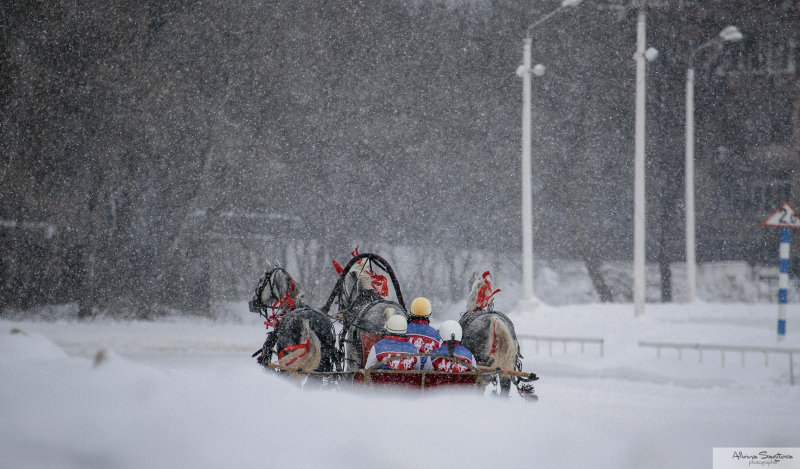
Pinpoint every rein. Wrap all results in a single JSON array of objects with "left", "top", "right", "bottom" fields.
[{"left": 490, "top": 319, "right": 498, "bottom": 355}]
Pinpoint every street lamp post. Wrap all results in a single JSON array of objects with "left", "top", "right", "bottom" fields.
[
  {"left": 633, "top": 9, "right": 658, "bottom": 316},
  {"left": 516, "top": 0, "right": 583, "bottom": 312},
  {"left": 684, "top": 25, "right": 743, "bottom": 303}
]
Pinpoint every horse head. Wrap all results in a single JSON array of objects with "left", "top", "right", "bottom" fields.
[
  {"left": 351, "top": 258, "right": 374, "bottom": 289},
  {"left": 466, "top": 270, "right": 500, "bottom": 312},
  {"left": 249, "top": 261, "right": 304, "bottom": 316},
  {"left": 332, "top": 250, "right": 391, "bottom": 304}
]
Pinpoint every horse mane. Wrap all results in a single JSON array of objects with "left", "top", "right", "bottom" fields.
[
  {"left": 466, "top": 272, "right": 487, "bottom": 311},
  {"left": 349, "top": 258, "right": 375, "bottom": 291}
]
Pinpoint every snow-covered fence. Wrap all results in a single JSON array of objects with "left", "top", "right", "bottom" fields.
[
  {"left": 518, "top": 335, "right": 604, "bottom": 358},
  {"left": 638, "top": 341, "right": 799, "bottom": 386},
  {"left": 0, "top": 219, "right": 57, "bottom": 238}
]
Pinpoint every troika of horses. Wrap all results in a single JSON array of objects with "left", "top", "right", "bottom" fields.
[{"left": 249, "top": 249, "right": 538, "bottom": 399}]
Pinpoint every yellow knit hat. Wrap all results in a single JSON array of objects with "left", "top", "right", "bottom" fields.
[{"left": 410, "top": 297, "right": 432, "bottom": 317}]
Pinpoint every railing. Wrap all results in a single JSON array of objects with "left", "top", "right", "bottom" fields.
[
  {"left": 518, "top": 335, "right": 604, "bottom": 358},
  {"left": 638, "top": 341, "right": 799, "bottom": 386}
]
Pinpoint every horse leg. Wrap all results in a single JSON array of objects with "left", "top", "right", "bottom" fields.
[
  {"left": 258, "top": 332, "right": 277, "bottom": 367},
  {"left": 338, "top": 328, "right": 349, "bottom": 369},
  {"left": 343, "top": 327, "right": 362, "bottom": 372},
  {"left": 499, "top": 377, "right": 512, "bottom": 395}
]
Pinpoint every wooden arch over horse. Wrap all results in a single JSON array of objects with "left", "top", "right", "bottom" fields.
[
  {"left": 321, "top": 252, "right": 408, "bottom": 371},
  {"left": 321, "top": 252, "right": 407, "bottom": 317}
]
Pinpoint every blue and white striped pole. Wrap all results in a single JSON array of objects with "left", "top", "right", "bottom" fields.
[{"left": 778, "top": 227, "right": 790, "bottom": 340}]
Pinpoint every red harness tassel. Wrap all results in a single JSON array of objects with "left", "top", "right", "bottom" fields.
[
  {"left": 368, "top": 271, "right": 389, "bottom": 297},
  {"left": 332, "top": 259, "right": 344, "bottom": 275},
  {"left": 475, "top": 271, "right": 501, "bottom": 310}
]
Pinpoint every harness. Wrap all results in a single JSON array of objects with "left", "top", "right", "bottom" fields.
[
  {"left": 249, "top": 267, "right": 297, "bottom": 332},
  {"left": 459, "top": 309, "right": 521, "bottom": 360},
  {"left": 264, "top": 277, "right": 295, "bottom": 330},
  {"left": 250, "top": 267, "right": 342, "bottom": 371},
  {"left": 254, "top": 305, "right": 341, "bottom": 373},
  {"left": 474, "top": 271, "right": 501, "bottom": 310},
  {"left": 334, "top": 249, "right": 390, "bottom": 301},
  {"left": 350, "top": 297, "right": 405, "bottom": 333},
  {"left": 278, "top": 326, "right": 311, "bottom": 365}
]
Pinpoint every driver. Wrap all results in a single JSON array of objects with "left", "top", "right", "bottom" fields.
[{"left": 406, "top": 297, "right": 442, "bottom": 368}]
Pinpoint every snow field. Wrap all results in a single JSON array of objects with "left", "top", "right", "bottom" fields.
[{"left": 2, "top": 302, "right": 799, "bottom": 469}]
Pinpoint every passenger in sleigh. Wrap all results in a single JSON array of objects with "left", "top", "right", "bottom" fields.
[
  {"left": 364, "top": 314, "right": 420, "bottom": 371},
  {"left": 406, "top": 297, "right": 442, "bottom": 368},
  {"left": 424, "top": 320, "right": 476, "bottom": 373}
]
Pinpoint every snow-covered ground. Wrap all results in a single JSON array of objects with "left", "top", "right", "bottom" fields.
[{"left": 2, "top": 301, "right": 800, "bottom": 469}]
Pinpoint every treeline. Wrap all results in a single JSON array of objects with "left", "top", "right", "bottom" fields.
[{"left": 0, "top": 0, "right": 797, "bottom": 317}]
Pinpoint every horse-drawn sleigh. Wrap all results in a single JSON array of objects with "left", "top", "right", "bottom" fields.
[{"left": 249, "top": 251, "right": 538, "bottom": 399}]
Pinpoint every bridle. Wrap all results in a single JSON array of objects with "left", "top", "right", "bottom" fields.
[{"left": 253, "top": 267, "right": 297, "bottom": 330}]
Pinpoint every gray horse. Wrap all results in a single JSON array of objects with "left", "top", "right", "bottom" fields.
[
  {"left": 459, "top": 271, "right": 526, "bottom": 396},
  {"left": 249, "top": 263, "right": 339, "bottom": 376},
  {"left": 321, "top": 252, "right": 408, "bottom": 372}
]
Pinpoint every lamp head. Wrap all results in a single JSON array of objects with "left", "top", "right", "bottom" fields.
[
  {"left": 560, "top": 0, "right": 583, "bottom": 6},
  {"left": 719, "top": 25, "right": 743, "bottom": 42}
]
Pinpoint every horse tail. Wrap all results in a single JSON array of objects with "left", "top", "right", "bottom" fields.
[
  {"left": 485, "top": 316, "right": 516, "bottom": 372},
  {"left": 278, "top": 319, "right": 322, "bottom": 373}
]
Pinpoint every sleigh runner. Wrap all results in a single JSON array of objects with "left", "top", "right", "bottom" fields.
[{"left": 263, "top": 351, "right": 538, "bottom": 393}]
